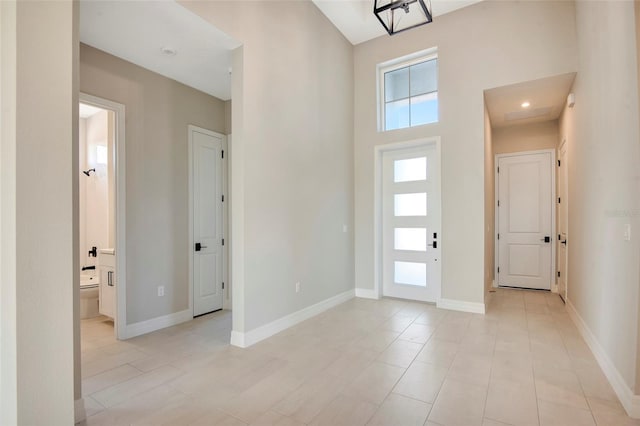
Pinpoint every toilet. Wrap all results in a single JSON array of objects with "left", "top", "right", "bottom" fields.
[{"left": 80, "top": 274, "right": 100, "bottom": 319}]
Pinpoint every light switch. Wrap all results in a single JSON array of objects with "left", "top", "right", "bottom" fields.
[{"left": 624, "top": 224, "right": 631, "bottom": 241}]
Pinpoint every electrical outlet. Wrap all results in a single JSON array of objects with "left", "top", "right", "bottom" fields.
[
  {"left": 295, "top": 282, "right": 300, "bottom": 293},
  {"left": 158, "top": 286, "right": 165, "bottom": 297},
  {"left": 624, "top": 224, "right": 632, "bottom": 241}
]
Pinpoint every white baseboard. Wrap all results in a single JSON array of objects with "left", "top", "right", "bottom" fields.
[
  {"left": 566, "top": 301, "right": 640, "bottom": 418},
  {"left": 74, "top": 398, "right": 86, "bottom": 424},
  {"left": 437, "top": 298, "right": 486, "bottom": 314},
  {"left": 230, "top": 330, "right": 246, "bottom": 347},
  {"left": 355, "top": 288, "right": 379, "bottom": 299},
  {"left": 230, "top": 289, "right": 355, "bottom": 348},
  {"left": 122, "top": 309, "right": 192, "bottom": 339}
]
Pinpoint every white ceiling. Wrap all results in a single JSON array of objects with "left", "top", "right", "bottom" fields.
[
  {"left": 79, "top": 103, "right": 103, "bottom": 118},
  {"left": 80, "top": 0, "right": 240, "bottom": 101},
  {"left": 311, "top": 0, "right": 483, "bottom": 45},
  {"left": 485, "top": 73, "right": 577, "bottom": 129},
  {"left": 79, "top": 0, "right": 481, "bottom": 101}
]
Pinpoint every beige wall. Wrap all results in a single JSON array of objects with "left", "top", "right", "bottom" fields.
[
  {"left": 493, "top": 121, "right": 559, "bottom": 155},
  {"left": 353, "top": 0, "right": 577, "bottom": 305},
  {"left": 224, "top": 100, "right": 232, "bottom": 135},
  {"left": 1, "top": 1, "right": 77, "bottom": 423},
  {"left": 180, "top": 1, "right": 355, "bottom": 333},
  {"left": 561, "top": 0, "right": 640, "bottom": 395},
  {"left": 484, "top": 105, "right": 494, "bottom": 296},
  {"left": 80, "top": 44, "right": 227, "bottom": 324}
]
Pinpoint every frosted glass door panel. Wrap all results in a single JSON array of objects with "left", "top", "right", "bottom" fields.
[
  {"left": 394, "top": 261, "right": 427, "bottom": 287},
  {"left": 394, "top": 157, "right": 427, "bottom": 182},
  {"left": 394, "top": 193, "right": 427, "bottom": 216},
  {"left": 394, "top": 228, "right": 427, "bottom": 251}
]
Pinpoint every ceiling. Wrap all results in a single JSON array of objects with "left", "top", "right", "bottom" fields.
[
  {"left": 79, "top": 103, "right": 103, "bottom": 118},
  {"left": 79, "top": 0, "right": 240, "bottom": 101},
  {"left": 484, "top": 73, "right": 577, "bottom": 129},
  {"left": 79, "top": 0, "right": 482, "bottom": 101},
  {"left": 311, "top": 0, "right": 483, "bottom": 45}
]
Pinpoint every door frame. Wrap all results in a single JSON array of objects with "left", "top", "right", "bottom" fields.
[
  {"left": 79, "top": 93, "right": 127, "bottom": 339},
  {"left": 557, "top": 138, "right": 568, "bottom": 300},
  {"left": 188, "top": 125, "right": 229, "bottom": 316},
  {"left": 494, "top": 149, "right": 556, "bottom": 291},
  {"left": 373, "top": 137, "right": 442, "bottom": 301}
]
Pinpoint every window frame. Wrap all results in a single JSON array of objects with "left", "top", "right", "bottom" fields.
[{"left": 377, "top": 47, "right": 439, "bottom": 132}]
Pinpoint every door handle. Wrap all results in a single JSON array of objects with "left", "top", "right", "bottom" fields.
[
  {"left": 195, "top": 242, "right": 208, "bottom": 252},
  {"left": 540, "top": 236, "right": 551, "bottom": 243},
  {"left": 560, "top": 239, "right": 567, "bottom": 245}
]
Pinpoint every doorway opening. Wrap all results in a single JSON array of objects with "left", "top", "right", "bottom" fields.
[
  {"left": 78, "top": 93, "right": 126, "bottom": 339},
  {"left": 483, "top": 72, "right": 575, "bottom": 295},
  {"left": 374, "top": 138, "right": 442, "bottom": 302}
]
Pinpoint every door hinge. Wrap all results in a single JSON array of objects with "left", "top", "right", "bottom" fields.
[
  {"left": 558, "top": 197, "right": 561, "bottom": 203},
  {"left": 222, "top": 282, "right": 225, "bottom": 289},
  {"left": 558, "top": 234, "right": 561, "bottom": 240},
  {"left": 558, "top": 159, "right": 561, "bottom": 167},
  {"left": 222, "top": 238, "right": 225, "bottom": 246},
  {"left": 497, "top": 166, "right": 500, "bottom": 173},
  {"left": 557, "top": 271, "right": 561, "bottom": 278},
  {"left": 497, "top": 200, "right": 500, "bottom": 207},
  {"left": 222, "top": 195, "right": 225, "bottom": 202},
  {"left": 221, "top": 150, "right": 224, "bottom": 159},
  {"left": 497, "top": 233, "right": 500, "bottom": 240},
  {"left": 497, "top": 267, "right": 500, "bottom": 274}
]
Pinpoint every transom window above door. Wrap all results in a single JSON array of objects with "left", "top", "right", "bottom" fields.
[{"left": 378, "top": 48, "right": 438, "bottom": 131}]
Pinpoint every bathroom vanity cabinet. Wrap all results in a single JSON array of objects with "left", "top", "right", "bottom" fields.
[{"left": 98, "top": 249, "right": 116, "bottom": 319}]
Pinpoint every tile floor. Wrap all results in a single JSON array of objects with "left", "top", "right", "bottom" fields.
[{"left": 79, "top": 289, "right": 640, "bottom": 425}]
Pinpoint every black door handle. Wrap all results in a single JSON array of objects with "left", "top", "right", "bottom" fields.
[
  {"left": 561, "top": 239, "right": 567, "bottom": 245},
  {"left": 540, "top": 236, "right": 551, "bottom": 243},
  {"left": 195, "top": 242, "right": 208, "bottom": 252}
]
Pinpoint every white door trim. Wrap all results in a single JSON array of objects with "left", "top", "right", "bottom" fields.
[
  {"left": 79, "top": 93, "right": 126, "bottom": 339},
  {"left": 373, "top": 137, "right": 442, "bottom": 301},
  {"left": 224, "top": 135, "right": 232, "bottom": 311},
  {"left": 188, "top": 125, "right": 228, "bottom": 317},
  {"left": 558, "top": 138, "right": 568, "bottom": 300},
  {"left": 494, "top": 148, "right": 556, "bottom": 291}
]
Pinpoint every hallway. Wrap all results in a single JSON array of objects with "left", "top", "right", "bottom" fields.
[{"left": 79, "top": 289, "right": 637, "bottom": 425}]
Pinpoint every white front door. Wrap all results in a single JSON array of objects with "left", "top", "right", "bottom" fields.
[
  {"left": 382, "top": 143, "right": 441, "bottom": 302},
  {"left": 190, "top": 126, "right": 225, "bottom": 316},
  {"left": 497, "top": 152, "right": 553, "bottom": 290},
  {"left": 557, "top": 142, "right": 568, "bottom": 301}
]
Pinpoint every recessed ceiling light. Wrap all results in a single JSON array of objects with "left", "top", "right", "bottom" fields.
[
  {"left": 521, "top": 101, "right": 531, "bottom": 108},
  {"left": 160, "top": 46, "right": 177, "bottom": 56}
]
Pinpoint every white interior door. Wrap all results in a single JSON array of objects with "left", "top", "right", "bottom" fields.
[
  {"left": 191, "top": 126, "right": 224, "bottom": 316},
  {"left": 382, "top": 143, "right": 441, "bottom": 302},
  {"left": 497, "top": 152, "right": 553, "bottom": 290},
  {"left": 557, "top": 142, "right": 568, "bottom": 301}
]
